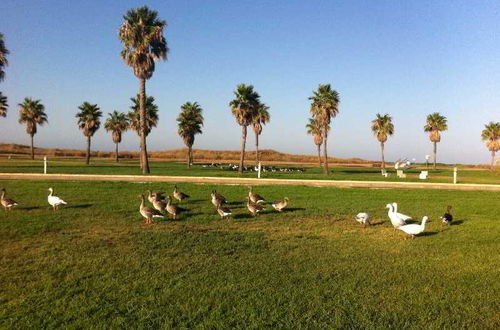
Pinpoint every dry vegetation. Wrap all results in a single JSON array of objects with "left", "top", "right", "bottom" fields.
[{"left": 0, "top": 143, "right": 379, "bottom": 166}]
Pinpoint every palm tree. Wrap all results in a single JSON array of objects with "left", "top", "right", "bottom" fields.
[
  {"left": 306, "top": 117, "right": 325, "bottom": 167},
  {"left": 104, "top": 111, "right": 129, "bottom": 162},
  {"left": 371, "top": 113, "right": 394, "bottom": 169},
  {"left": 76, "top": 102, "right": 102, "bottom": 165},
  {"left": 18, "top": 98, "right": 48, "bottom": 159},
  {"left": 176, "top": 102, "right": 204, "bottom": 167},
  {"left": 119, "top": 6, "right": 168, "bottom": 174},
  {"left": 424, "top": 112, "right": 448, "bottom": 169},
  {"left": 0, "top": 92, "right": 7, "bottom": 117},
  {"left": 309, "top": 84, "right": 340, "bottom": 174},
  {"left": 229, "top": 84, "right": 261, "bottom": 174},
  {"left": 481, "top": 121, "right": 500, "bottom": 170},
  {"left": 0, "top": 33, "right": 8, "bottom": 82},
  {"left": 252, "top": 102, "right": 270, "bottom": 165}
]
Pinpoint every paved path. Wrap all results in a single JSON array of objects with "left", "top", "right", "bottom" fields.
[{"left": 1, "top": 173, "right": 499, "bottom": 191}]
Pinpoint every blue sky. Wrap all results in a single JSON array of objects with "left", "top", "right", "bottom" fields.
[{"left": 0, "top": 0, "right": 499, "bottom": 164}]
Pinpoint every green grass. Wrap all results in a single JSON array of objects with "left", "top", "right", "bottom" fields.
[
  {"left": 1, "top": 158, "right": 499, "bottom": 184},
  {"left": 0, "top": 180, "right": 499, "bottom": 328}
]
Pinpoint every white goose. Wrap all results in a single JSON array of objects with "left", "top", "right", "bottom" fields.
[
  {"left": 392, "top": 202, "right": 412, "bottom": 221},
  {"left": 397, "top": 216, "right": 429, "bottom": 239},
  {"left": 48, "top": 188, "right": 67, "bottom": 211},
  {"left": 386, "top": 203, "right": 406, "bottom": 229},
  {"left": 354, "top": 212, "right": 371, "bottom": 227}
]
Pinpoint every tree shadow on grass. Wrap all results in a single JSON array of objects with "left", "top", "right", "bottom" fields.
[{"left": 66, "top": 204, "right": 93, "bottom": 209}]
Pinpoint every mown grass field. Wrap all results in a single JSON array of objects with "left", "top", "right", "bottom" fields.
[
  {"left": 1, "top": 158, "right": 499, "bottom": 184},
  {"left": 0, "top": 180, "right": 499, "bottom": 328}
]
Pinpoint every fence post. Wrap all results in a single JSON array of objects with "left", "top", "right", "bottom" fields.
[
  {"left": 44, "top": 156, "right": 47, "bottom": 174},
  {"left": 453, "top": 167, "right": 457, "bottom": 184},
  {"left": 258, "top": 162, "right": 261, "bottom": 179}
]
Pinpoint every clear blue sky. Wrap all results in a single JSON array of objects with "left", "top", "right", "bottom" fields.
[{"left": 1, "top": 0, "right": 499, "bottom": 164}]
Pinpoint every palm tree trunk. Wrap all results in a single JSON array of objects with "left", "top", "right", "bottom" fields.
[
  {"left": 190, "top": 147, "right": 193, "bottom": 167},
  {"left": 30, "top": 134, "right": 34, "bottom": 160},
  {"left": 239, "top": 125, "right": 247, "bottom": 174},
  {"left": 139, "top": 78, "right": 150, "bottom": 174},
  {"left": 491, "top": 150, "right": 496, "bottom": 171},
  {"left": 86, "top": 136, "right": 91, "bottom": 165},
  {"left": 433, "top": 141, "right": 437, "bottom": 170},
  {"left": 380, "top": 142, "right": 385, "bottom": 169},
  {"left": 323, "top": 128, "right": 329, "bottom": 175},
  {"left": 115, "top": 143, "right": 119, "bottom": 162},
  {"left": 317, "top": 144, "right": 322, "bottom": 167},
  {"left": 255, "top": 133, "right": 260, "bottom": 166},
  {"left": 187, "top": 146, "right": 191, "bottom": 168}
]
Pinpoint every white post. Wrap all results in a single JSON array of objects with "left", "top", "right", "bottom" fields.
[
  {"left": 44, "top": 156, "right": 47, "bottom": 174},
  {"left": 257, "top": 162, "right": 261, "bottom": 179},
  {"left": 453, "top": 167, "right": 457, "bottom": 184}
]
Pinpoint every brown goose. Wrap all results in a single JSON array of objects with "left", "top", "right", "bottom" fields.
[
  {"left": 272, "top": 197, "right": 289, "bottom": 212},
  {"left": 166, "top": 196, "right": 186, "bottom": 220},
  {"left": 139, "top": 194, "right": 163, "bottom": 224},
  {"left": 1, "top": 188, "right": 18, "bottom": 211},
  {"left": 211, "top": 190, "right": 227, "bottom": 208},
  {"left": 217, "top": 205, "right": 232, "bottom": 219},
  {"left": 152, "top": 197, "right": 167, "bottom": 213},
  {"left": 248, "top": 187, "right": 265, "bottom": 204},
  {"left": 246, "top": 197, "right": 264, "bottom": 216},
  {"left": 147, "top": 190, "right": 166, "bottom": 204},
  {"left": 173, "top": 185, "right": 190, "bottom": 202}
]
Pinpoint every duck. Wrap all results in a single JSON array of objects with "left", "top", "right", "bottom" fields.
[
  {"left": 246, "top": 197, "right": 264, "bottom": 216},
  {"left": 217, "top": 205, "right": 232, "bottom": 219},
  {"left": 173, "top": 185, "right": 190, "bottom": 202},
  {"left": 152, "top": 197, "right": 167, "bottom": 213},
  {"left": 392, "top": 202, "right": 412, "bottom": 221},
  {"left": 48, "top": 188, "right": 67, "bottom": 211},
  {"left": 441, "top": 206, "right": 453, "bottom": 225},
  {"left": 354, "top": 212, "right": 371, "bottom": 227},
  {"left": 1, "top": 188, "right": 18, "bottom": 211},
  {"left": 211, "top": 190, "right": 227, "bottom": 208},
  {"left": 272, "top": 197, "right": 289, "bottom": 212},
  {"left": 397, "top": 216, "right": 429, "bottom": 239},
  {"left": 139, "top": 194, "right": 163, "bottom": 224},
  {"left": 147, "top": 190, "right": 166, "bottom": 203},
  {"left": 248, "top": 187, "right": 265, "bottom": 204},
  {"left": 166, "top": 196, "right": 186, "bottom": 220},
  {"left": 386, "top": 203, "right": 406, "bottom": 229}
]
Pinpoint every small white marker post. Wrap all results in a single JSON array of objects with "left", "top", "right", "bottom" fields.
[
  {"left": 257, "top": 162, "right": 262, "bottom": 179},
  {"left": 453, "top": 167, "right": 457, "bottom": 184},
  {"left": 44, "top": 156, "right": 47, "bottom": 174}
]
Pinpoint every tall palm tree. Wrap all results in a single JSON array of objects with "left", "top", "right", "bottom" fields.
[
  {"left": 424, "top": 112, "right": 448, "bottom": 169},
  {"left": 76, "top": 102, "right": 102, "bottom": 165},
  {"left": 128, "top": 94, "right": 159, "bottom": 169},
  {"left": 252, "top": 102, "right": 270, "bottom": 165},
  {"left": 371, "top": 113, "right": 394, "bottom": 169},
  {"left": 229, "top": 84, "right": 261, "bottom": 174},
  {"left": 18, "top": 98, "right": 48, "bottom": 160},
  {"left": 481, "top": 121, "right": 500, "bottom": 170},
  {"left": 306, "top": 117, "right": 325, "bottom": 167},
  {"left": 0, "top": 33, "right": 8, "bottom": 82},
  {"left": 176, "top": 102, "right": 204, "bottom": 167},
  {"left": 119, "top": 6, "right": 168, "bottom": 174},
  {"left": 104, "top": 111, "right": 129, "bottom": 162},
  {"left": 0, "top": 92, "right": 7, "bottom": 117},
  {"left": 309, "top": 84, "right": 340, "bottom": 175}
]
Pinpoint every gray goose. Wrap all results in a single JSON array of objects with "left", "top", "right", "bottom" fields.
[
  {"left": 1, "top": 188, "right": 18, "bottom": 211},
  {"left": 166, "top": 196, "right": 186, "bottom": 220},
  {"left": 139, "top": 194, "right": 163, "bottom": 224},
  {"left": 173, "top": 185, "right": 190, "bottom": 202},
  {"left": 147, "top": 190, "right": 166, "bottom": 204},
  {"left": 248, "top": 187, "right": 265, "bottom": 204},
  {"left": 246, "top": 197, "right": 264, "bottom": 216},
  {"left": 217, "top": 205, "right": 232, "bottom": 219},
  {"left": 152, "top": 197, "right": 167, "bottom": 213},
  {"left": 272, "top": 197, "right": 289, "bottom": 212},
  {"left": 211, "top": 190, "right": 227, "bottom": 208}
]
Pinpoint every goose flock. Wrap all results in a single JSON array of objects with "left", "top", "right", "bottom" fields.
[{"left": 1, "top": 185, "right": 453, "bottom": 239}]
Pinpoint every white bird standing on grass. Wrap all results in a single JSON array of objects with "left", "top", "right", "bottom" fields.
[
  {"left": 48, "top": 188, "right": 67, "bottom": 211},
  {"left": 397, "top": 216, "right": 429, "bottom": 239},
  {"left": 355, "top": 212, "right": 371, "bottom": 227},
  {"left": 392, "top": 202, "right": 412, "bottom": 221},
  {"left": 386, "top": 203, "right": 406, "bottom": 229}
]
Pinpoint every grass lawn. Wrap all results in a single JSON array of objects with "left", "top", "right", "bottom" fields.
[
  {"left": 0, "top": 180, "right": 499, "bottom": 328},
  {"left": 1, "top": 158, "right": 499, "bottom": 184}
]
